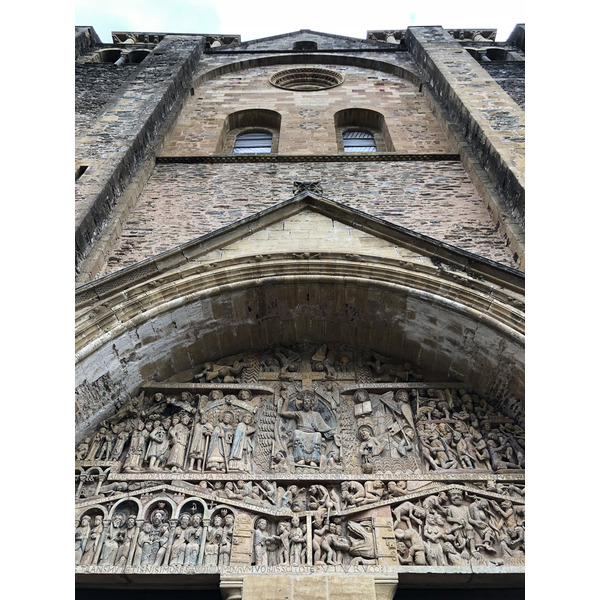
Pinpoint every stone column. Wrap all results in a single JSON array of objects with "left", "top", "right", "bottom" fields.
[{"left": 220, "top": 574, "right": 243, "bottom": 600}]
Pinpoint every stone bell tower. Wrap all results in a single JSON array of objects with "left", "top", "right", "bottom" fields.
[{"left": 75, "top": 23, "right": 525, "bottom": 600}]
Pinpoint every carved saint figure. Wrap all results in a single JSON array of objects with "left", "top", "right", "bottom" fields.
[
  {"left": 80, "top": 515, "right": 103, "bottom": 565},
  {"left": 188, "top": 414, "right": 213, "bottom": 471},
  {"left": 166, "top": 414, "right": 191, "bottom": 472},
  {"left": 145, "top": 420, "right": 169, "bottom": 470},
  {"left": 357, "top": 426, "right": 384, "bottom": 473},
  {"left": 133, "top": 521, "right": 151, "bottom": 566},
  {"left": 279, "top": 390, "right": 334, "bottom": 468},
  {"left": 274, "top": 520, "right": 290, "bottom": 564},
  {"left": 145, "top": 509, "right": 170, "bottom": 566},
  {"left": 169, "top": 513, "right": 192, "bottom": 566},
  {"left": 206, "top": 411, "right": 235, "bottom": 471},
  {"left": 184, "top": 513, "right": 203, "bottom": 565},
  {"left": 219, "top": 513, "right": 235, "bottom": 566},
  {"left": 204, "top": 515, "right": 223, "bottom": 566},
  {"left": 75, "top": 515, "right": 91, "bottom": 565},
  {"left": 115, "top": 515, "right": 137, "bottom": 567},
  {"left": 253, "top": 518, "right": 272, "bottom": 566},
  {"left": 123, "top": 421, "right": 150, "bottom": 471},
  {"left": 229, "top": 412, "right": 256, "bottom": 472},
  {"left": 99, "top": 513, "right": 126, "bottom": 566}
]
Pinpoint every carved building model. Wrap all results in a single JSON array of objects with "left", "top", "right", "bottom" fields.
[{"left": 75, "top": 22, "right": 525, "bottom": 600}]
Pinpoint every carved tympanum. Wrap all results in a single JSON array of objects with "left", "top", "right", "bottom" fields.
[{"left": 76, "top": 343, "right": 524, "bottom": 573}]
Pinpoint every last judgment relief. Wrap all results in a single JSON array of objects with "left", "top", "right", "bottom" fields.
[{"left": 75, "top": 343, "right": 524, "bottom": 574}]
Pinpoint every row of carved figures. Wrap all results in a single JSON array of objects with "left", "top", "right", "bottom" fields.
[
  {"left": 76, "top": 471, "right": 525, "bottom": 514},
  {"left": 76, "top": 386, "right": 524, "bottom": 475},
  {"left": 76, "top": 506, "right": 235, "bottom": 568},
  {"left": 190, "top": 346, "right": 424, "bottom": 384},
  {"left": 76, "top": 488, "right": 524, "bottom": 569},
  {"left": 76, "top": 390, "right": 258, "bottom": 473}
]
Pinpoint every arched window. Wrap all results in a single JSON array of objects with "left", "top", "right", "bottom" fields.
[
  {"left": 233, "top": 130, "right": 273, "bottom": 154},
  {"left": 334, "top": 108, "right": 394, "bottom": 153},
  {"left": 342, "top": 130, "right": 377, "bottom": 153},
  {"left": 216, "top": 109, "right": 281, "bottom": 154}
]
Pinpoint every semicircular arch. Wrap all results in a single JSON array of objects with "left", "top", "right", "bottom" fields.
[
  {"left": 191, "top": 53, "right": 423, "bottom": 90},
  {"left": 76, "top": 255, "right": 523, "bottom": 440}
]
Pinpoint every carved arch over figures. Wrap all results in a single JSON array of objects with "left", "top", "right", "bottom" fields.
[
  {"left": 75, "top": 193, "right": 524, "bottom": 441},
  {"left": 75, "top": 194, "right": 524, "bottom": 577},
  {"left": 76, "top": 342, "right": 525, "bottom": 574}
]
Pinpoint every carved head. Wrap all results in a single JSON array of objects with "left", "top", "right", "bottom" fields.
[
  {"left": 277, "top": 521, "right": 289, "bottom": 533},
  {"left": 358, "top": 426, "right": 373, "bottom": 441},
  {"left": 353, "top": 389, "right": 369, "bottom": 404},
  {"left": 239, "top": 390, "right": 251, "bottom": 402},
  {"left": 302, "top": 391, "right": 317, "bottom": 411},
  {"left": 111, "top": 513, "right": 124, "bottom": 527},
  {"left": 151, "top": 509, "right": 166, "bottom": 526},
  {"left": 394, "top": 390, "right": 409, "bottom": 404},
  {"left": 179, "top": 513, "right": 191, "bottom": 528},
  {"left": 213, "top": 516, "right": 223, "bottom": 527},
  {"left": 209, "top": 390, "right": 224, "bottom": 402},
  {"left": 256, "top": 518, "right": 267, "bottom": 531},
  {"left": 449, "top": 491, "right": 463, "bottom": 506},
  {"left": 79, "top": 515, "right": 91, "bottom": 527}
]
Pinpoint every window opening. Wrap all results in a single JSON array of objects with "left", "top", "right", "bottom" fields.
[
  {"left": 233, "top": 131, "right": 273, "bottom": 154},
  {"left": 342, "top": 130, "right": 376, "bottom": 152},
  {"left": 75, "top": 165, "right": 88, "bottom": 181}
]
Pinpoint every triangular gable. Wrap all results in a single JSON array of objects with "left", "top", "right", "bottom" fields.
[
  {"left": 76, "top": 191, "right": 523, "bottom": 305},
  {"left": 230, "top": 29, "right": 392, "bottom": 52}
]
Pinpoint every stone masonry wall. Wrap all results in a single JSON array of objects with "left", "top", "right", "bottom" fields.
[
  {"left": 405, "top": 28, "right": 525, "bottom": 231},
  {"left": 98, "top": 160, "right": 515, "bottom": 276},
  {"left": 75, "top": 63, "right": 138, "bottom": 137},
  {"left": 481, "top": 63, "right": 525, "bottom": 109},
  {"left": 75, "top": 35, "right": 205, "bottom": 277},
  {"left": 162, "top": 63, "right": 454, "bottom": 156}
]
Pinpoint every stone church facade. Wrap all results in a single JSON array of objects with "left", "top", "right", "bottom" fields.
[{"left": 75, "top": 24, "right": 525, "bottom": 600}]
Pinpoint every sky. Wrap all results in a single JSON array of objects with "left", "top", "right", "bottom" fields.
[{"left": 75, "top": 0, "right": 525, "bottom": 43}]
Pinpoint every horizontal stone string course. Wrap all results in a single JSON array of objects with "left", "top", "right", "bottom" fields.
[{"left": 156, "top": 154, "right": 461, "bottom": 163}]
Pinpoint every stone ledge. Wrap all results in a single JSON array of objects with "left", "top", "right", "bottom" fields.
[{"left": 156, "top": 154, "right": 461, "bottom": 164}]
